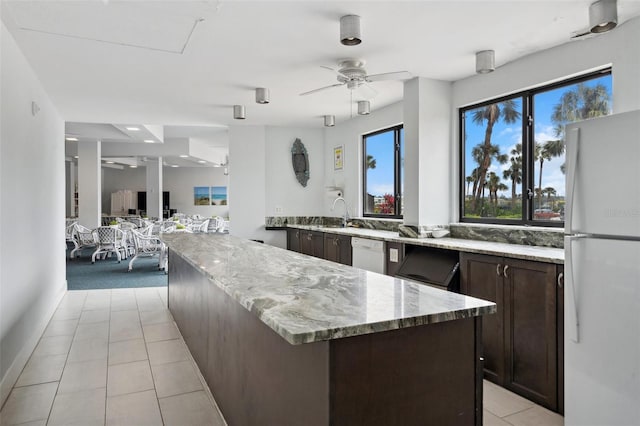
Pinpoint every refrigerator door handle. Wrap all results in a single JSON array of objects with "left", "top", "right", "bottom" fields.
[
  {"left": 565, "top": 128, "right": 580, "bottom": 233},
  {"left": 565, "top": 235, "right": 582, "bottom": 343}
]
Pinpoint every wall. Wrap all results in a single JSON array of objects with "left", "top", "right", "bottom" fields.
[
  {"left": 322, "top": 102, "right": 404, "bottom": 218},
  {"left": 0, "top": 22, "right": 66, "bottom": 405},
  {"left": 101, "top": 166, "right": 229, "bottom": 217},
  {"left": 265, "top": 126, "right": 325, "bottom": 217},
  {"left": 450, "top": 16, "right": 640, "bottom": 221}
]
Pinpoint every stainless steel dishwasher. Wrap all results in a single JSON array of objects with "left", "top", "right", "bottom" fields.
[{"left": 351, "top": 237, "right": 385, "bottom": 274}]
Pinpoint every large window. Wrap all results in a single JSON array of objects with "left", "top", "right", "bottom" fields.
[
  {"left": 460, "top": 70, "right": 612, "bottom": 225},
  {"left": 363, "top": 125, "right": 403, "bottom": 218}
]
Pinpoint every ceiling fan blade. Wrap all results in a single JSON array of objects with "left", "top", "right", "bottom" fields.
[
  {"left": 366, "top": 71, "right": 412, "bottom": 82},
  {"left": 320, "top": 65, "right": 349, "bottom": 79},
  {"left": 299, "top": 83, "right": 344, "bottom": 96}
]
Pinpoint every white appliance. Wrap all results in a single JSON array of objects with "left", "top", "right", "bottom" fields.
[
  {"left": 564, "top": 110, "right": 640, "bottom": 426},
  {"left": 351, "top": 237, "right": 385, "bottom": 274}
]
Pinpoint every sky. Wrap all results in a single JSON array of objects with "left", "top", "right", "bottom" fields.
[
  {"left": 365, "top": 128, "right": 402, "bottom": 197},
  {"left": 463, "top": 74, "right": 612, "bottom": 199}
]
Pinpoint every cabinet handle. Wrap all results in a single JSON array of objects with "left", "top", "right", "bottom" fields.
[
  {"left": 503, "top": 265, "right": 509, "bottom": 278},
  {"left": 496, "top": 264, "right": 502, "bottom": 277},
  {"left": 295, "top": 231, "right": 299, "bottom": 238},
  {"left": 307, "top": 234, "right": 312, "bottom": 241},
  {"left": 557, "top": 272, "right": 564, "bottom": 288}
]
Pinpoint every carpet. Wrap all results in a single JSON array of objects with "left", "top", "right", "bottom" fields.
[{"left": 66, "top": 246, "right": 168, "bottom": 290}]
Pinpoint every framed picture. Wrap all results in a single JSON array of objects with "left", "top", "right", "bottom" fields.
[
  {"left": 194, "top": 187, "right": 210, "bottom": 206},
  {"left": 211, "top": 186, "right": 227, "bottom": 206},
  {"left": 334, "top": 145, "right": 344, "bottom": 170}
]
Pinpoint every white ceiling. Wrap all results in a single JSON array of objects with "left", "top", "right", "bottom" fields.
[{"left": 3, "top": 1, "right": 640, "bottom": 152}]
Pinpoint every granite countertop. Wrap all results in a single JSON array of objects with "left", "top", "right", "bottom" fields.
[
  {"left": 287, "top": 225, "right": 564, "bottom": 264},
  {"left": 162, "top": 233, "right": 496, "bottom": 345}
]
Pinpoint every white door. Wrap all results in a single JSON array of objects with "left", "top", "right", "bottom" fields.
[
  {"left": 564, "top": 236, "right": 640, "bottom": 426},
  {"left": 565, "top": 110, "right": 640, "bottom": 238}
]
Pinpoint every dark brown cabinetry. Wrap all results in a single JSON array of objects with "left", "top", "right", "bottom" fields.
[
  {"left": 556, "top": 265, "right": 564, "bottom": 415},
  {"left": 460, "top": 253, "right": 562, "bottom": 412},
  {"left": 299, "top": 230, "right": 324, "bottom": 259},
  {"left": 287, "top": 228, "right": 301, "bottom": 253},
  {"left": 385, "top": 242, "right": 404, "bottom": 276},
  {"left": 323, "top": 234, "right": 352, "bottom": 266}
]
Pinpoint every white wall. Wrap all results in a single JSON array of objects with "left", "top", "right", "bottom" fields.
[
  {"left": 0, "top": 22, "right": 66, "bottom": 405},
  {"left": 101, "top": 166, "right": 229, "bottom": 217},
  {"left": 322, "top": 102, "right": 404, "bottom": 218},
  {"left": 450, "top": 17, "right": 640, "bottom": 221},
  {"left": 265, "top": 126, "right": 325, "bottom": 217}
]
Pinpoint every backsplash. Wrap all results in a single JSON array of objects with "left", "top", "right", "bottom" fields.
[
  {"left": 450, "top": 224, "right": 564, "bottom": 248},
  {"left": 265, "top": 216, "right": 401, "bottom": 232}
]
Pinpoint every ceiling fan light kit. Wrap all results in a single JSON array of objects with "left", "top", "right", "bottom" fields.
[
  {"left": 357, "top": 100, "right": 370, "bottom": 115},
  {"left": 233, "top": 105, "right": 246, "bottom": 120},
  {"left": 475, "top": 50, "right": 495, "bottom": 74},
  {"left": 255, "top": 87, "right": 270, "bottom": 104},
  {"left": 324, "top": 115, "right": 336, "bottom": 127},
  {"left": 589, "top": 0, "right": 617, "bottom": 33},
  {"left": 340, "top": 15, "right": 361, "bottom": 46}
]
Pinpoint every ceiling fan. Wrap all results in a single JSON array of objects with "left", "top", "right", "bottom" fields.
[{"left": 300, "top": 59, "right": 411, "bottom": 99}]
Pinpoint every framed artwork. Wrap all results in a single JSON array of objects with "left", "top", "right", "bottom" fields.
[
  {"left": 194, "top": 187, "right": 210, "bottom": 205},
  {"left": 211, "top": 186, "right": 227, "bottom": 206},
  {"left": 334, "top": 145, "right": 344, "bottom": 170}
]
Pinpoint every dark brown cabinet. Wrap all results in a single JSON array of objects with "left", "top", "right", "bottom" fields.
[
  {"left": 323, "top": 234, "right": 352, "bottom": 266},
  {"left": 299, "top": 230, "right": 324, "bottom": 259},
  {"left": 556, "top": 265, "right": 564, "bottom": 415},
  {"left": 287, "top": 228, "right": 301, "bottom": 252},
  {"left": 385, "top": 242, "right": 404, "bottom": 276},
  {"left": 460, "top": 253, "right": 562, "bottom": 412}
]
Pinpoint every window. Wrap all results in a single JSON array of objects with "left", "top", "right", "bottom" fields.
[
  {"left": 460, "top": 70, "right": 612, "bottom": 225},
  {"left": 363, "top": 125, "right": 403, "bottom": 218}
]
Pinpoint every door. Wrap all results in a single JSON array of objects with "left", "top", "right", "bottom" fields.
[
  {"left": 287, "top": 229, "right": 301, "bottom": 252},
  {"left": 564, "top": 237, "right": 640, "bottom": 426},
  {"left": 503, "top": 259, "right": 557, "bottom": 410},
  {"left": 460, "top": 253, "right": 505, "bottom": 385},
  {"left": 300, "top": 231, "right": 324, "bottom": 258},
  {"left": 324, "top": 234, "right": 352, "bottom": 266},
  {"left": 557, "top": 265, "right": 564, "bottom": 415}
]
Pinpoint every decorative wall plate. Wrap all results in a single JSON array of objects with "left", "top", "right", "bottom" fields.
[{"left": 291, "top": 138, "right": 309, "bottom": 187}]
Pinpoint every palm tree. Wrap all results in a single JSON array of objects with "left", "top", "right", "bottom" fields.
[
  {"left": 366, "top": 155, "right": 376, "bottom": 170},
  {"left": 502, "top": 143, "right": 522, "bottom": 208},
  {"left": 465, "top": 175, "right": 475, "bottom": 198},
  {"left": 543, "top": 187, "right": 557, "bottom": 209},
  {"left": 470, "top": 142, "right": 509, "bottom": 212},
  {"left": 535, "top": 139, "right": 565, "bottom": 208},
  {"left": 470, "top": 99, "right": 521, "bottom": 212},
  {"left": 551, "top": 82, "right": 611, "bottom": 139}
]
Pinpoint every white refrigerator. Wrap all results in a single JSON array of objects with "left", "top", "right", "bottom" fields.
[{"left": 564, "top": 110, "right": 640, "bottom": 426}]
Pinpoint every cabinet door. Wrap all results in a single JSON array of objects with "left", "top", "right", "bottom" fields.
[
  {"left": 301, "top": 231, "right": 324, "bottom": 258},
  {"left": 324, "top": 234, "right": 339, "bottom": 263},
  {"left": 460, "top": 253, "right": 505, "bottom": 385},
  {"left": 503, "top": 259, "right": 557, "bottom": 410},
  {"left": 556, "top": 265, "right": 564, "bottom": 415},
  {"left": 287, "top": 229, "right": 301, "bottom": 252},
  {"left": 337, "top": 235, "right": 352, "bottom": 266}
]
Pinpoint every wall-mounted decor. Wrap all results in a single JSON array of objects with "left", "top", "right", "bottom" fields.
[
  {"left": 211, "top": 186, "right": 227, "bottom": 205},
  {"left": 194, "top": 187, "right": 210, "bottom": 205},
  {"left": 334, "top": 145, "right": 344, "bottom": 170},
  {"left": 291, "top": 138, "right": 309, "bottom": 187}
]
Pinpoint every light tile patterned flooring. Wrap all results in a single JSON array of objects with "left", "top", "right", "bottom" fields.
[
  {"left": 0, "top": 287, "right": 564, "bottom": 426},
  {"left": 0, "top": 288, "right": 226, "bottom": 426}
]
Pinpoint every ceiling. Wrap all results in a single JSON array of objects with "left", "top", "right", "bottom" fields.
[{"left": 3, "top": 0, "right": 640, "bottom": 164}]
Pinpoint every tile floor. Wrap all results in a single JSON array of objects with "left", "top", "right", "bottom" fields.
[
  {"left": 0, "top": 287, "right": 564, "bottom": 426},
  {"left": 0, "top": 288, "right": 225, "bottom": 426}
]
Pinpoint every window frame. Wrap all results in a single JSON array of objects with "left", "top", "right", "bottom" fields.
[
  {"left": 459, "top": 68, "right": 612, "bottom": 227},
  {"left": 362, "top": 124, "right": 403, "bottom": 219}
]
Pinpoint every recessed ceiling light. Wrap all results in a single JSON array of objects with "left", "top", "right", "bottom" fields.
[
  {"left": 65, "top": 137, "right": 78, "bottom": 141},
  {"left": 126, "top": 126, "right": 140, "bottom": 131},
  {"left": 171, "top": 165, "right": 179, "bottom": 168},
  {"left": 106, "top": 161, "right": 115, "bottom": 164},
  {"left": 130, "top": 165, "right": 138, "bottom": 168},
  {"left": 144, "top": 139, "right": 154, "bottom": 143},
  {"left": 198, "top": 160, "right": 206, "bottom": 164},
  {"left": 179, "top": 155, "right": 189, "bottom": 158},
  {"left": 74, "top": 155, "right": 79, "bottom": 159}
]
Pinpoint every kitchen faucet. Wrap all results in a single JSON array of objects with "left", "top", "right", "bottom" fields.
[{"left": 331, "top": 197, "right": 350, "bottom": 227}]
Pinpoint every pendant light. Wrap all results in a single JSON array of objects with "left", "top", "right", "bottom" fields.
[
  {"left": 357, "top": 100, "right": 370, "bottom": 115},
  {"left": 324, "top": 115, "right": 335, "bottom": 127},
  {"left": 589, "top": 0, "right": 617, "bottom": 33},
  {"left": 255, "top": 88, "right": 270, "bottom": 104},
  {"left": 340, "top": 15, "right": 361, "bottom": 46},
  {"left": 475, "top": 50, "right": 495, "bottom": 74},
  {"left": 233, "top": 105, "right": 245, "bottom": 120}
]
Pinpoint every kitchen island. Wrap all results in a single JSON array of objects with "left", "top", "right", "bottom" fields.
[{"left": 162, "top": 233, "right": 496, "bottom": 426}]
